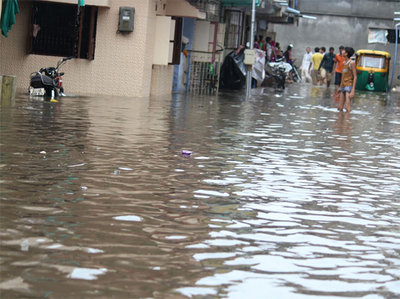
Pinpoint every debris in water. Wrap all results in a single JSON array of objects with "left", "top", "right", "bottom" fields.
[
  {"left": 21, "top": 239, "right": 29, "bottom": 252},
  {"left": 182, "top": 150, "right": 193, "bottom": 156}
]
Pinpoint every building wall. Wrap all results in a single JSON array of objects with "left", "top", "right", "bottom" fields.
[
  {"left": 272, "top": 0, "right": 399, "bottom": 79},
  {"left": 151, "top": 65, "right": 175, "bottom": 95},
  {"left": 299, "top": 0, "right": 398, "bottom": 19},
  {"left": 0, "top": 0, "right": 174, "bottom": 97}
]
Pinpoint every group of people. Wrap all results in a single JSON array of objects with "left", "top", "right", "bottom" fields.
[
  {"left": 300, "top": 45, "right": 357, "bottom": 111},
  {"left": 254, "top": 36, "right": 298, "bottom": 83},
  {"left": 253, "top": 35, "right": 284, "bottom": 63},
  {"left": 251, "top": 39, "right": 357, "bottom": 111}
]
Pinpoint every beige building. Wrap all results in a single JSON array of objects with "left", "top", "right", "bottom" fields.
[
  {"left": 1, "top": 0, "right": 302, "bottom": 98},
  {"left": 0, "top": 0, "right": 207, "bottom": 97}
]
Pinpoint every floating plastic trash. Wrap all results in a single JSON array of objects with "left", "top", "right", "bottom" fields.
[
  {"left": 113, "top": 215, "right": 142, "bottom": 222},
  {"left": 182, "top": 150, "right": 193, "bottom": 156},
  {"left": 67, "top": 267, "right": 108, "bottom": 280},
  {"left": 21, "top": 239, "right": 29, "bottom": 252}
]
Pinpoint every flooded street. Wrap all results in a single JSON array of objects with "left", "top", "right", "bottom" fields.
[{"left": 1, "top": 84, "right": 400, "bottom": 298}]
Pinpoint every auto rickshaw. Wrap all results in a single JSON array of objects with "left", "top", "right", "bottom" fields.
[{"left": 355, "top": 50, "right": 391, "bottom": 92}]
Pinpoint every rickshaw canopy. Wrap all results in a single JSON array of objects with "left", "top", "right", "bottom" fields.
[
  {"left": 355, "top": 49, "right": 391, "bottom": 73},
  {"left": 356, "top": 50, "right": 391, "bottom": 59}
]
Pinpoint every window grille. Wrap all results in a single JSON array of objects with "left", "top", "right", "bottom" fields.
[
  {"left": 225, "top": 11, "right": 243, "bottom": 49},
  {"left": 29, "top": 2, "right": 98, "bottom": 59}
]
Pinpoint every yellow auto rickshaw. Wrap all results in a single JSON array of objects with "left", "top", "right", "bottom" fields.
[{"left": 355, "top": 50, "right": 391, "bottom": 92}]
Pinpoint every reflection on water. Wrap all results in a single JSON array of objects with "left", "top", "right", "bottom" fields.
[{"left": 1, "top": 86, "right": 400, "bottom": 298}]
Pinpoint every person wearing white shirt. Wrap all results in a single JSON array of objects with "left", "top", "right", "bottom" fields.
[{"left": 300, "top": 47, "right": 313, "bottom": 83}]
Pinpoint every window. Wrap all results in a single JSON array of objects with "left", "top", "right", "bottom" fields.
[
  {"left": 387, "top": 29, "right": 400, "bottom": 44},
  {"left": 153, "top": 16, "right": 182, "bottom": 66},
  {"left": 28, "top": 1, "right": 98, "bottom": 59},
  {"left": 224, "top": 10, "right": 243, "bottom": 49},
  {"left": 358, "top": 56, "right": 386, "bottom": 69}
]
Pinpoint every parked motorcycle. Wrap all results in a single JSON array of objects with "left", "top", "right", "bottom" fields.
[
  {"left": 29, "top": 56, "right": 73, "bottom": 100},
  {"left": 266, "top": 58, "right": 292, "bottom": 89}
]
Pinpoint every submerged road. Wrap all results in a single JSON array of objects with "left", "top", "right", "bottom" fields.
[{"left": 1, "top": 84, "right": 400, "bottom": 298}]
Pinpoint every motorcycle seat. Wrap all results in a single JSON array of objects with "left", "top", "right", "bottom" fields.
[{"left": 31, "top": 74, "right": 54, "bottom": 88}]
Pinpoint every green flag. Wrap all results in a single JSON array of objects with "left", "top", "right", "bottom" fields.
[{"left": 78, "top": 0, "right": 85, "bottom": 6}]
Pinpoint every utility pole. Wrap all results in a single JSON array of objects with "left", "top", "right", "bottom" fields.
[
  {"left": 390, "top": 13, "right": 400, "bottom": 91},
  {"left": 246, "top": 0, "right": 256, "bottom": 99}
]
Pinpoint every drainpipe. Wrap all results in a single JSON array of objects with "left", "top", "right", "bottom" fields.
[
  {"left": 389, "top": 22, "right": 400, "bottom": 92},
  {"left": 246, "top": 0, "right": 256, "bottom": 99}
]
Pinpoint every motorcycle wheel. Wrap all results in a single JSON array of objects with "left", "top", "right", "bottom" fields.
[
  {"left": 275, "top": 75, "right": 285, "bottom": 90},
  {"left": 292, "top": 67, "right": 302, "bottom": 83},
  {"left": 44, "top": 87, "right": 58, "bottom": 99}
]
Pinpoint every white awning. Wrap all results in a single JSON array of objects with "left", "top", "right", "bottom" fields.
[
  {"left": 166, "top": 0, "right": 206, "bottom": 19},
  {"left": 36, "top": 0, "right": 110, "bottom": 7}
]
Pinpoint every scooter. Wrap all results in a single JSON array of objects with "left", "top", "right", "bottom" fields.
[
  {"left": 266, "top": 58, "right": 292, "bottom": 89},
  {"left": 29, "top": 56, "right": 73, "bottom": 100}
]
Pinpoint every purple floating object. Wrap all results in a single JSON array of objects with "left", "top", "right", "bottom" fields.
[{"left": 182, "top": 150, "right": 193, "bottom": 156}]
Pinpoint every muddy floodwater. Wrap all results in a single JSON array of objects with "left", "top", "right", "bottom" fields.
[{"left": 1, "top": 85, "right": 400, "bottom": 299}]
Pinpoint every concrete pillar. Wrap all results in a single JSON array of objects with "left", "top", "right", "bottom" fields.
[{"left": 0, "top": 75, "right": 17, "bottom": 104}]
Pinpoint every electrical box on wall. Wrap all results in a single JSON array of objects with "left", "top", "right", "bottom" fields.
[
  {"left": 118, "top": 7, "right": 135, "bottom": 32},
  {"left": 244, "top": 49, "right": 256, "bottom": 65}
]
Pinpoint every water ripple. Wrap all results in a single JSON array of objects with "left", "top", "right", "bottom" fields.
[{"left": 1, "top": 89, "right": 399, "bottom": 298}]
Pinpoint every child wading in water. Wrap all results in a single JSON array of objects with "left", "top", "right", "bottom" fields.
[{"left": 338, "top": 47, "right": 357, "bottom": 111}]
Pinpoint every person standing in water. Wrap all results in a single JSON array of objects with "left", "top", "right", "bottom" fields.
[
  {"left": 333, "top": 46, "right": 345, "bottom": 94},
  {"left": 283, "top": 45, "right": 297, "bottom": 83},
  {"left": 318, "top": 47, "right": 336, "bottom": 87},
  {"left": 300, "top": 47, "right": 313, "bottom": 83},
  {"left": 338, "top": 47, "right": 357, "bottom": 112},
  {"left": 309, "top": 47, "right": 323, "bottom": 86}
]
